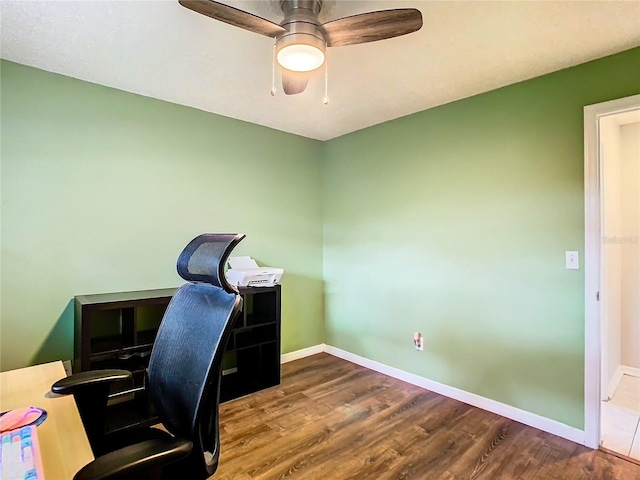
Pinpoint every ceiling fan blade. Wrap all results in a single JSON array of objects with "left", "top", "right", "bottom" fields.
[
  {"left": 320, "top": 9, "right": 423, "bottom": 48},
  {"left": 281, "top": 69, "right": 310, "bottom": 95},
  {"left": 179, "top": 0, "right": 286, "bottom": 38}
]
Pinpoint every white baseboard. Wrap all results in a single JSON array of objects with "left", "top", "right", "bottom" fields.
[
  {"left": 281, "top": 344, "right": 326, "bottom": 364},
  {"left": 279, "top": 344, "right": 586, "bottom": 445},
  {"left": 606, "top": 365, "right": 625, "bottom": 401},
  {"left": 323, "top": 345, "right": 586, "bottom": 446},
  {"left": 621, "top": 365, "right": 640, "bottom": 378},
  {"left": 605, "top": 365, "right": 640, "bottom": 400}
]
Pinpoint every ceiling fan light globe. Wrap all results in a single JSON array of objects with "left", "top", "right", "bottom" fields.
[{"left": 277, "top": 44, "right": 324, "bottom": 72}]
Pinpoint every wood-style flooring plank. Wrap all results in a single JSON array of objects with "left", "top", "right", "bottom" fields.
[{"left": 214, "top": 354, "right": 640, "bottom": 480}]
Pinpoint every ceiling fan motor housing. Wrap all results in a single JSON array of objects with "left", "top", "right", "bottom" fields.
[
  {"left": 178, "top": 0, "right": 423, "bottom": 91},
  {"left": 276, "top": 0, "right": 326, "bottom": 71}
]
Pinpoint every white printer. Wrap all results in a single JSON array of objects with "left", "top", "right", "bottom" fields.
[{"left": 225, "top": 256, "right": 284, "bottom": 287}]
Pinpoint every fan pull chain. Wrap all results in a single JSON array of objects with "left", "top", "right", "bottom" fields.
[
  {"left": 323, "top": 55, "right": 329, "bottom": 105},
  {"left": 271, "top": 44, "right": 276, "bottom": 96}
]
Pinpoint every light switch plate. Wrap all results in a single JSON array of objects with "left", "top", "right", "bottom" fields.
[{"left": 566, "top": 251, "right": 579, "bottom": 270}]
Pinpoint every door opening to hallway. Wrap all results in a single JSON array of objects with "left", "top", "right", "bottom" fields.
[{"left": 596, "top": 106, "right": 640, "bottom": 460}]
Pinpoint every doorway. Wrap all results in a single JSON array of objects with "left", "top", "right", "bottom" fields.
[{"left": 584, "top": 94, "right": 640, "bottom": 458}]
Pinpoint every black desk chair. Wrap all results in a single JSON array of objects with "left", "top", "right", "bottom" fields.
[{"left": 52, "top": 233, "right": 245, "bottom": 480}]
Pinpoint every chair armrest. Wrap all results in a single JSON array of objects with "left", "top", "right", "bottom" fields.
[
  {"left": 73, "top": 437, "right": 193, "bottom": 480},
  {"left": 51, "top": 369, "right": 134, "bottom": 455},
  {"left": 52, "top": 370, "right": 132, "bottom": 395}
]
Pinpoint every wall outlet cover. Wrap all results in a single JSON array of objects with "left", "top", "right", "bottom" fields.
[{"left": 565, "top": 251, "right": 580, "bottom": 270}]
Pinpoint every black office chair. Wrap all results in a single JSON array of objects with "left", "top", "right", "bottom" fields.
[{"left": 52, "top": 233, "right": 245, "bottom": 480}]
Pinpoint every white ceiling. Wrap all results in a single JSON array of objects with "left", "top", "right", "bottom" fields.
[{"left": 1, "top": 0, "right": 639, "bottom": 140}]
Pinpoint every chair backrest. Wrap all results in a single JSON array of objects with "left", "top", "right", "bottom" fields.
[{"left": 147, "top": 233, "right": 245, "bottom": 477}]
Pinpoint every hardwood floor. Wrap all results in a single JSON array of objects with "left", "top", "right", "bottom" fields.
[{"left": 214, "top": 353, "right": 640, "bottom": 480}]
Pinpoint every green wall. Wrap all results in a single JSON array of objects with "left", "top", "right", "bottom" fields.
[
  {"left": 0, "top": 60, "right": 324, "bottom": 371},
  {"left": 3, "top": 47, "right": 640, "bottom": 431},
  {"left": 323, "top": 47, "right": 640, "bottom": 430}
]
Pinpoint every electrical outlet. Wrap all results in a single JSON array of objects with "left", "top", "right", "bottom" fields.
[{"left": 413, "top": 332, "right": 423, "bottom": 351}]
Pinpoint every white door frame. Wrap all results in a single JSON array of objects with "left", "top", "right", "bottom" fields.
[{"left": 584, "top": 93, "right": 640, "bottom": 449}]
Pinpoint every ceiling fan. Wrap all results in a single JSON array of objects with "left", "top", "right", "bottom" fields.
[{"left": 178, "top": 0, "right": 423, "bottom": 95}]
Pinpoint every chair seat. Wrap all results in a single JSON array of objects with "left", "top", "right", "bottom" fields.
[
  {"left": 73, "top": 434, "right": 193, "bottom": 480},
  {"left": 105, "top": 425, "right": 175, "bottom": 453}
]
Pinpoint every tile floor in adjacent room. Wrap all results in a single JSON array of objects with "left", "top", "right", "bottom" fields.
[{"left": 601, "top": 374, "right": 640, "bottom": 460}]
